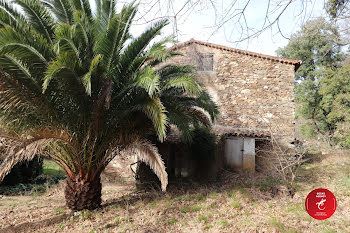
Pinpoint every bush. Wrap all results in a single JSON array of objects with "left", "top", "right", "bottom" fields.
[
  {"left": 1, "top": 156, "right": 43, "bottom": 186},
  {"left": 299, "top": 122, "right": 316, "bottom": 138},
  {"left": 187, "top": 127, "right": 216, "bottom": 181}
]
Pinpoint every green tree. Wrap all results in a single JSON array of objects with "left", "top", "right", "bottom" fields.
[
  {"left": 277, "top": 17, "right": 343, "bottom": 81},
  {"left": 277, "top": 17, "right": 345, "bottom": 136},
  {"left": 318, "top": 64, "right": 350, "bottom": 146},
  {"left": 0, "top": 0, "right": 217, "bottom": 210},
  {"left": 326, "top": 0, "right": 350, "bottom": 19}
]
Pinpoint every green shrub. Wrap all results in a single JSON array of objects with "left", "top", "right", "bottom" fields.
[
  {"left": 299, "top": 123, "right": 316, "bottom": 138},
  {"left": 1, "top": 156, "right": 43, "bottom": 186}
]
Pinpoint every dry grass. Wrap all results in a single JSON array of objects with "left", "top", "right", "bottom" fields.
[{"left": 1, "top": 151, "right": 350, "bottom": 233}]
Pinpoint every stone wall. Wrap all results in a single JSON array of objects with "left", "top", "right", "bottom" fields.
[{"left": 169, "top": 43, "right": 296, "bottom": 146}]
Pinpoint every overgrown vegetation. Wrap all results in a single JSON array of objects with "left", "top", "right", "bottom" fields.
[{"left": 277, "top": 14, "right": 350, "bottom": 147}]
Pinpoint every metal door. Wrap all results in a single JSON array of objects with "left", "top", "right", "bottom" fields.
[{"left": 224, "top": 137, "right": 243, "bottom": 168}]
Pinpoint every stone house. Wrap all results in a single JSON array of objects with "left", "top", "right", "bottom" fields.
[
  {"left": 165, "top": 39, "right": 301, "bottom": 173},
  {"left": 111, "top": 39, "right": 301, "bottom": 184}
]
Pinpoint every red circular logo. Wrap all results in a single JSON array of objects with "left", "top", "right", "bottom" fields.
[{"left": 305, "top": 188, "right": 337, "bottom": 220}]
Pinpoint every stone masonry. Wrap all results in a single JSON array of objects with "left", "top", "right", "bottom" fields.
[{"left": 169, "top": 39, "right": 300, "bottom": 146}]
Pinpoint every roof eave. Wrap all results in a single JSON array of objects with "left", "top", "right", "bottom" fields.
[{"left": 170, "top": 39, "right": 301, "bottom": 70}]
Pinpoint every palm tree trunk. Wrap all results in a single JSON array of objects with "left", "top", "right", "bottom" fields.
[{"left": 64, "top": 175, "right": 102, "bottom": 211}]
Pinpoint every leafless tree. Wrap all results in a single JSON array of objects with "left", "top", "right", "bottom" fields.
[
  {"left": 256, "top": 132, "right": 307, "bottom": 197},
  {"left": 127, "top": 0, "right": 327, "bottom": 44}
]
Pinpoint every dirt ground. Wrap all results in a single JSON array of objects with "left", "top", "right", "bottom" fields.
[{"left": 1, "top": 152, "right": 350, "bottom": 233}]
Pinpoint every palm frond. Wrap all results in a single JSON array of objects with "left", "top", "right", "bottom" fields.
[
  {"left": 196, "top": 90, "right": 219, "bottom": 122},
  {"left": 162, "top": 74, "right": 200, "bottom": 96},
  {"left": 54, "top": 23, "right": 82, "bottom": 64},
  {"left": 125, "top": 139, "right": 167, "bottom": 191},
  {"left": 82, "top": 54, "right": 102, "bottom": 95},
  {"left": 0, "top": 0, "right": 27, "bottom": 28},
  {"left": 0, "top": 53, "right": 41, "bottom": 90},
  {"left": 42, "top": 0, "right": 74, "bottom": 24},
  {"left": 0, "top": 126, "right": 79, "bottom": 182},
  {"left": 69, "top": 0, "right": 92, "bottom": 21},
  {"left": 135, "top": 96, "right": 168, "bottom": 142},
  {"left": 71, "top": 13, "right": 90, "bottom": 46},
  {"left": 15, "top": 0, "right": 55, "bottom": 44},
  {"left": 133, "top": 66, "right": 159, "bottom": 96},
  {"left": 0, "top": 70, "right": 56, "bottom": 125},
  {"left": 43, "top": 52, "right": 80, "bottom": 92},
  {"left": 0, "top": 25, "right": 51, "bottom": 65},
  {"left": 157, "top": 64, "right": 194, "bottom": 81},
  {"left": 94, "top": 0, "right": 117, "bottom": 36},
  {"left": 0, "top": 137, "right": 51, "bottom": 182},
  {"left": 146, "top": 36, "right": 175, "bottom": 63},
  {"left": 117, "top": 19, "right": 168, "bottom": 77},
  {"left": 95, "top": 3, "right": 137, "bottom": 72},
  {"left": 186, "top": 106, "right": 212, "bottom": 127}
]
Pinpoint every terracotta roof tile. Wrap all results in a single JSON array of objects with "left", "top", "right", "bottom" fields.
[
  {"left": 212, "top": 125, "right": 270, "bottom": 138},
  {"left": 164, "top": 125, "right": 270, "bottom": 143},
  {"left": 170, "top": 39, "right": 301, "bottom": 71}
]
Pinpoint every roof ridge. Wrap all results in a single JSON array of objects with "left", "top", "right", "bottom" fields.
[{"left": 170, "top": 39, "right": 301, "bottom": 69}]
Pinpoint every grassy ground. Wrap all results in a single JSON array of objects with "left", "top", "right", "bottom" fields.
[{"left": 0, "top": 152, "right": 350, "bottom": 233}]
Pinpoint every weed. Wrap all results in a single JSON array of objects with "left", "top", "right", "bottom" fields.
[
  {"left": 115, "top": 216, "right": 120, "bottom": 225},
  {"left": 231, "top": 201, "right": 242, "bottom": 209},
  {"left": 219, "top": 220, "right": 229, "bottom": 228},
  {"left": 243, "top": 211, "right": 251, "bottom": 216},
  {"left": 195, "top": 194, "right": 205, "bottom": 201},
  {"left": 209, "top": 192, "right": 218, "bottom": 198},
  {"left": 227, "top": 189, "right": 237, "bottom": 198},
  {"left": 168, "top": 217, "right": 176, "bottom": 225},
  {"left": 287, "top": 203, "right": 305, "bottom": 217},
  {"left": 322, "top": 227, "right": 336, "bottom": 233},
  {"left": 192, "top": 205, "right": 201, "bottom": 212},
  {"left": 198, "top": 215, "right": 208, "bottom": 223},
  {"left": 268, "top": 217, "right": 298, "bottom": 233},
  {"left": 150, "top": 200, "right": 158, "bottom": 209},
  {"left": 54, "top": 208, "right": 64, "bottom": 215},
  {"left": 237, "top": 187, "right": 254, "bottom": 201},
  {"left": 269, "top": 217, "right": 285, "bottom": 230},
  {"left": 321, "top": 220, "right": 331, "bottom": 226},
  {"left": 183, "top": 194, "right": 195, "bottom": 201},
  {"left": 73, "top": 209, "right": 93, "bottom": 221},
  {"left": 338, "top": 174, "right": 350, "bottom": 191},
  {"left": 181, "top": 206, "right": 190, "bottom": 213},
  {"left": 208, "top": 201, "right": 219, "bottom": 209}
]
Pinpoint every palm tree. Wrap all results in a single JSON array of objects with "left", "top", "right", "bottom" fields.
[{"left": 0, "top": 0, "right": 218, "bottom": 210}]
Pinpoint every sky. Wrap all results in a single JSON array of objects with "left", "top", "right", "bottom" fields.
[
  {"left": 89, "top": 0, "right": 326, "bottom": 56},
  {"left": 14, "top": 0, "right": 326, "bottom": 56}
]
